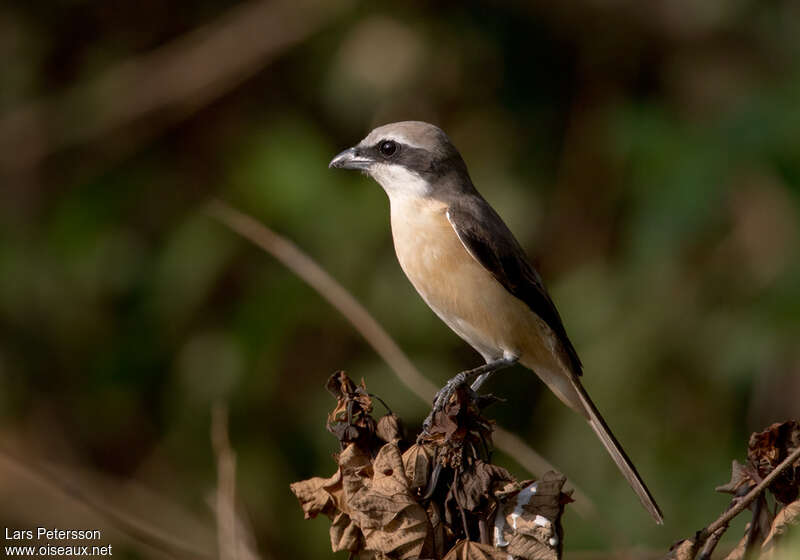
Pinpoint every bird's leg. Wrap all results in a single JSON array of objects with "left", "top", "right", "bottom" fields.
[
  {"left": 470, "top": 372, "right": 493, "bottom": 392},
  {"left": 422, "top": 355, "right": 518, "bottom": 433},
  {"left": 469, "top": 353, "right": 519, "bottom": 390}
]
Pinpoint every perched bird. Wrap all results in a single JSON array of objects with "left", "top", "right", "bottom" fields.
[{"left": 329, "top": 121, "right": 663, "bottom": 524}]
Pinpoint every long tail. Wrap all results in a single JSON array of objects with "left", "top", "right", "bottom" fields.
[{"left": 568, "top": 376, "right": 664, "bottom": 524}]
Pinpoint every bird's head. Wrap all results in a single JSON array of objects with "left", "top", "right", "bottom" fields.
[{"left": 329, "top": 121, "right": 470, "bottom": 199}]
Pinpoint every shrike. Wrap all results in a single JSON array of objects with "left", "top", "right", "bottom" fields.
[{"left": 329, "top": 121, "right": 663, "bottom": 523}]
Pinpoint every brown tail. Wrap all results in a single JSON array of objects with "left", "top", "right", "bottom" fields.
[{"left": 568, "top": 376, "right": 664, "bottom": 524}]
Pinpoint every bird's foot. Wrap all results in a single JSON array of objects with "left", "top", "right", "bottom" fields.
[
  {"left": 421, "top": 372, "right": 470, "bottom": 432},
  {"left": 420, "top": 357, "right": 518, "bottom": 438}
]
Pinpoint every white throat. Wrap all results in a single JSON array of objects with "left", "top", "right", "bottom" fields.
[{"left": 369, "top": 163, "right": 432, "bottom": 201}]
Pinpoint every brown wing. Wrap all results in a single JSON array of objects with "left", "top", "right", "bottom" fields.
[{"left": 446, "top": 195, "right": 583, "bottom": 375}]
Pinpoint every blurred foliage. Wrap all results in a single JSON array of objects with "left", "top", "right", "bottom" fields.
[{"left": 0, "top": 0, "right": 799, "bottom": 558}]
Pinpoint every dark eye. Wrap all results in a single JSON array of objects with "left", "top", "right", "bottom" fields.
[{"left": 378, "top": 140, "right": 397, "bottom": 157}]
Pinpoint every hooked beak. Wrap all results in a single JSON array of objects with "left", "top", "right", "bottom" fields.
[{"left": 328, "top": 147, "right": 373, "bottom": 171}]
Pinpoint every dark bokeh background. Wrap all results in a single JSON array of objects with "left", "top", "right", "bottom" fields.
[{"left": 1, "top": 0, "right": 799, "bottom": 558}]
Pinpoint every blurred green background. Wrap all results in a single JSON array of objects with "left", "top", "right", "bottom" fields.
[{"left": 1, "top": 0, "right": 799, "bottom": 558}]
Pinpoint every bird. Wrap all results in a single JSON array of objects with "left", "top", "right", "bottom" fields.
[{"left": 329, "top": 120, "right": 663, "bottom": 524}]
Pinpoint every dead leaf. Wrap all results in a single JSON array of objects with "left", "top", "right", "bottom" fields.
[
  {"left": 424, "top": 501, "right": 450, "bottom": 559},
  {"left": 454, "top": 460, "right": 514, "bottom": 513},
  {"left": 492, "top": 472, "right": 567, "bottom": 560},
  {"left": 503, "top": 532, "right": 557, "bottom": 560},
  {"left": 353, "top": 551, "right": 391, "bottom": 560},
  {"left": 339, "top": 443, "right": 374, "bottom": 514},
  {"left": 402, "top": 443, "right": 431, "bottom": 493},
  {"left": 761, "top": 500, "right": 800, "bottom": 554},
  {"left": 425, "top": 385, "right": 491, "bottom": 444},
  {"left": 326, "top": 370, "right": 371, "bottom": 410},
  {"left": 327, "top": 421, "right": 361, "bottom": 442},
  {"left": 347, "top": 444, "right": 417, "bottom": 526},
  {"left": 716, "top": 460, "right": 757, "bottom": 496},
  {"left": 293, "top": 372, "right": 575, "bottom": 559},
  {"left": 664, "top": 539, "right": 696, "bottom": 560},
  {"left": 289, "top": 469, "right": 342, "bottom": 519},
  {"left": 330, "top": 511, "right": 362, "bottom": 552},
  {"left": 428, "top": 390, "right": 468, "bottom": 441},
  {"left": 345, "top": 443, "right": 430, "bottom": 559},
  {"left": 442, "top": 539, "right": 511, "bottom": 560},
  {"left": 326, "top": 371, "right": 376, "bottom": 445},
  {"left": 748, "top": 420, "right": 800, "bottom": 504},
  {"left": 751, "top": 494, "right": 775, "bottom": 548},
  {"left": 377, "top": 413, "right": 402, "bottom": 443},
  {"left": 722, "top": 532, "right": 748, "bottom": 560},
  {"left": 362, "top": 506, "right": 431, "bottom": 560}
]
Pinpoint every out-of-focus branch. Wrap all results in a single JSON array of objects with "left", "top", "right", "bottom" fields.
[
  {"left": 670, "top": 444, "right": 800, "bottom": 560},
  {"left": 0, "top": 0, "right": 352, "bottom": 174},
  {"left": 0, "top": 448, "right": 213, "bottom": 560},
  {"left": 212, "top": 402, "right": 240, "bottom": 560},
  {"left": 206, "top": 199, "right": 439, "bottom": 403},
  {"left": 210, "top": 403, "right": 264, "bottom": 560},
  {"left": 206, "top": 199, "right": 596, "bottom": 517},
  {"left": 703, "top": 445, "right": 800, "bottom": 540}
]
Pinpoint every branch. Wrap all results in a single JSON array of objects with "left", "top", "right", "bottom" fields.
[
  {"left": 0, "top": 448, "right": 213, "bottom": 560},
  {"left": 0, "top": 0, "right": 352, "bottom": 174},
  {"left": 206, "top": 199, "right": 439, "bottom": 403},
  {"left": 212, "top": 402, "right": 239, "bottom": 560},
  {"left": 702, "top": 445, "right": 800, "bottom": 541}
]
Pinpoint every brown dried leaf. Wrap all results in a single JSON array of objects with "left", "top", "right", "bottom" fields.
[
  {"left": 330, "top": 511, "right": 362, "bottom": 553},
  {"left": 328, "top": 421, "right": 361, "bottom": 442},
  {"left": 339, "top": 443, "right": 374, "bottom": 514},
  {"left": 442, "top": 540, "right": 511, "bottom": 560},
  {"left": 345, "top": 443, "right": 430, "bottom": 559},
  {"left": 716, "top": 460, "right": 756, "bottom": 496},
  {"left": 666, "top": 539, "right": 697, "bottom": 560},
  {"left": 454, "top": 460, "right": 514, "bottom": 513},
  {"left": 753, "top": 494, "right": 776, "bottom": 547},
  {"left": 761, "top": 500, "right": 800, "bottom": 554},
  {"left": 326, "top": 371, "right": 373, "bottom": 429},
  {"left": 503, "top": 532, "right": 558, "bottom": 560},
  {"left": 425, "top": 385, "right": 481, "bottom": 442},
  {"left": 402, "top": 443, "right": 431, "bottom": 493},
  {"left": 722, "top": 532, "right": 748, "bottom": 560},
  {"left": 492, "top": 472, "right": 567, "bottom": 560},
  {"left": 428, "top": 401, "right": 465, "bottom": 441},
  {"left": 748, "top": 420, "right": 800, "bottom": 504},
  {"left": 289, "top": 469, "right": 342, "bottom": 520},
  {"left": 354, "top": 551, "right": 391, "bottom": 560},
  {"left": 338, "top": 441, "right": 374, "bottom": 469},
  {"left": 347, "top": 444, "right": 417, "bottom": 526},
  {"left": 424, "top": 501, "right": 449, "bottom": 560},
  {"left": 326, "top": 370, "right": 367, "bottom": 404},
  {"left": 377, "top": 413, "right": 402, "bottom": 443},
  {"left": 362, "top": 505, "right": 430, "bottom": 560}
]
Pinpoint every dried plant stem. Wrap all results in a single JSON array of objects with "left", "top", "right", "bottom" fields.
[
  {"left": 207, "top": 199, "right": 437, "bottom": 401},
  {"left": 479, "top": 518, "right": 489, "bottom": 545},
  {"left": 206, "top": 199, "right": 598, "bottom": 516},
  {"left": 700, "top": 446, "right": 800, "bottom": 544},
  {"left": 0, "top": 0, "right": 351, "bottom": 173},
  {"left": 453, "top": 470, "right": 471, "bottom": 540},
  {"left": 0, "top": 449, "right": 212, "bottom": 560},
  {"left": 742, "top": 496, "right": 765, "bottom": 556},
  {"left": 697, "top": 525, "right": 727, "bottom": 560},
  {"left": 212, "top": 402, "right": 239, "bottom": 560}
]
